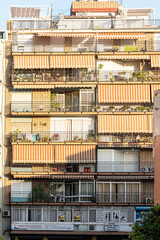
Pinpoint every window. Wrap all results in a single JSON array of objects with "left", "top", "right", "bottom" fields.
[
  {"left": 81, "top": 182, "right": 94, "bottom": 201},
  {"left": 74, "top": 209, "right": 88, "bottom": 222},
  {"left": 28, "top": 208, "right": 41, "bottom": 222},
  {"left": 13, "top": 209, "right": 26, "bottom": 221},
  {"left": 50, "top": 208, "right": 57, "bottom": 222},
  {"left": 58, "top": 209, "right": 72, "bottom": 222},
  {"left": 97, "top": 150, "right": 139, "bottom": 172},
  {"left": 89, "top": 210, "right": 96, "bottom": 222},
  {"left": 97, "top": 182, "right": 140, "bottom": 203}
]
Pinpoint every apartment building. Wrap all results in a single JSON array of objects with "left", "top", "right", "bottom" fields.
[{"left": 4, "top": 1, "right": 159, "bottom": 239}]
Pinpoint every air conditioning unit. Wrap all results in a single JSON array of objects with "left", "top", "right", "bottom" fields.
[
  {"left": 3, "top": 211, "right": 10, "bottom": 217},
  {"left": 145, "top": 198, "right": 152, "bottom": 204},
  {"left": 140, "top": 167, "right": 149, "bottom": 173},
  {"left": 149, "top": 167, "right": 155, "bottom": 173},
  {"left": 89, "top": 225, "right": 95, "bottom": 231}
]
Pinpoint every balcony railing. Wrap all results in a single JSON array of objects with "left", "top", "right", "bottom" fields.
[
  {"left": 11, "top": 70, "right": 160, "bottom": 83},
  {"left": 12, "top": 19, "right": 160, "bottom": 30},
  {"left": 10, "top": 131, "right": 96, "bottom": 143},
  {"left": 10, "top": 191, "right": 94, "bottom": 203},
  {"left": 96, "top": 192, "right": 154, "bottom": 204},
  {"left": 10, "top": 102, "right": 96, "bottom": 113},
  {"left": 97, "top": 161, "right": 154, "bottom": 173},
  {"left": 12, "top": 40, "right": 160, "bottom": 53}
]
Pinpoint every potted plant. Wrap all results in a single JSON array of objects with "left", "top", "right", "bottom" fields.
[
  {"left": 96, "top": 105, "right": 101, "bottom": 111},
  {"left": 87, "top": 129, "right": 94, "bottom": 141},
  {"left": 109, "top": 105, "right": 115, "bottom": 112},
  {"left": 122, "top": 105, "right": 130, "bottom": 111}
]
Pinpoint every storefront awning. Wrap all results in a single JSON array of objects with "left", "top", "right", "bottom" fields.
[
  {"left": 98, "top": 84, "right": 150, "bottom": 103},
  {"left": 98, "top": 114, "right": 153, "bottom": 133},
  {"left": 97, "top": 32, "right": 147, "bottom": 40},
  {"left": 50, "top": 55, "right": 95, "bottom": 68},
  {"left": 37, "top": 33, "right": 95, "bottom": 38},
  {"left": 14, "top": 55, "right": 49, "bottom": 69},
  {"left": 55, "top": 145, "right": 96, "bottom": 164},
  {"left": 98, "top": 54, "right": 150, "bottom": 60},
  {"left": 151, "top": 55, "right": 160, "bottom": 68}
]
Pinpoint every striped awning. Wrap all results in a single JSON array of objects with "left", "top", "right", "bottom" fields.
[
  {"left": 98, "top": 114, "right": 153, "bottom": 133},
  {"left": 14, "top": 55, "right": 49, "bottom": 69},
  {"left": 12, "top": 144, "right": 55, "bottom": 164},
  {"left": 55, "top": 145, "right": 96, "bottom": 164},
  {"left": 51, "top": 174, "right": 94, "bottom": 179},
  {"left": 98, "top": 55, "right": 150, "bottom": 60},
  {"left": 98, "top": 84, "right": 150, "bottom": 103},
  {"left": 97, "top": 32, "right": 147, "bottom": 40},
  {"left": 37, "top": 33, "right": 95, "bottom": 38},
  {"left": 151, "top": 55, "right": 160, "bottom": 68},
  {"left": 151, "top": 84, "right": 160, "bottom": 102},
  {"left": 12, "top": 84, "right": 55, "bottom": 89},
  {"left": 14, "top": 174, "right": 51, "bottom": 179},
  {"left": 50, "top": 55, "right": 95, "bottom": 68}
]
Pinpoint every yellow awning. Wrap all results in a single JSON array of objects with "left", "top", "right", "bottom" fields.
[
  {"left": 151, "top": 55, "right": 160, "bottom": 68},
  {"left": 97, "top": 32, "right": 147, "bottom": 40},
  {"left": 50, "top": 55, "right": 95, "bottom": 68},
  {"left": 14, "top": 55, "right": 49, "bottom": 69},
  {"left": 151, "top": 84, "right": 160, "bottom": 102},
  {"left": 98, "top": 55, "right": 150, "bottom": 60},
  {"left": 98, "top": 114, "right": 153, "bottom": 133},
  {"left": 98, "top": 84, "right": 150, "bottom": 103}
]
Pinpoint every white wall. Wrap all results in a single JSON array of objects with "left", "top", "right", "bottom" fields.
[{"left": 97, "top": 60, "right": 139, "bottom": 71}]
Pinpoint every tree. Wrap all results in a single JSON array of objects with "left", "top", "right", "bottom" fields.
[{"left": 129, "top": 204, "right": 160, "bottom": 240}]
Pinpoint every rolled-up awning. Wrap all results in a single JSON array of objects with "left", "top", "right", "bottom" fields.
[
  {"left": 98, "top": 114, "right": 153, "bottom": 133},
  {"left": 51, "top": 174, "right": 94, "bottom": 179},
  {"left": 98, "top": 54, "right": 150, "bottom": 60},
  {"left": 54, "top": 84, "right": 95, "bottom": 88},
  {"left": 151, "top": 84, "right": 160, "bottom": 102},
  {"left": 50, "top": 55, "right": 95, "bottom": 68},
  {"left": 98, "top": 84, "right": 150, "bottom": 103},
  {"left": 12, "top": 84, "right": 55, "bottom": 89},
  {"left": 13, "top": 174, "right": 51, "bottom": 179},
  {"left": 37, "top": 33, "right": 95, "bottom": 38},
  {"left": 55, "top": 145, "right": 96, "bottom": 164},
  {"left": 12, "top": 144, "right": 55, "bottom": 164},
  {"left": 14, "top": 55, "right": 49, "bottom": 69},
  {"left": 97, "top": 32, "right": 147, "bottom": 40},
  {"left": 151, "top": 55, "right": 160, "bottom": 68}
]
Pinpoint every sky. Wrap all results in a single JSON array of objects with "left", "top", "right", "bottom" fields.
[{"left": 0, "top": 0, "right": 160, "bottom": 30}]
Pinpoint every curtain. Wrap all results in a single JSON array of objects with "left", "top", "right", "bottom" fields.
[
  {"left": 35, "top": 209, "right": 41, "bottom": 221},
  {"left": 20, "top": 209, "right": 26, "bottom": 221},
  {"left": 66, "top": 210, "right": 72, "bottom": 222},
  {"left": 13, "top": 209, "right": 19, "bottom": 221}
]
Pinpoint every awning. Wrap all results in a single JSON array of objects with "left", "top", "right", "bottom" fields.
[
  {"left": 51, "top": 174, "right": 94, "bottom": 179},
  {"left": 13, "top": 174, "right": 51, "bottom": 179},
  {"left": 14, "top": 55, "right": 49, "bottom": 69},
  {"left": 37, "top": 33, "right": 95, "bottom": 38},
  {"left": 72, "top": 1, "right": 119, "bottom": 12},
  {"left": 55, "top": 145, "right": 96, "bottom": 164},
  {"left": 12, "top": 84, "right": 55, "bottom": 89},
  {"left": 50, "top": 55, "right": 95, "bottom": 68},
  {"left": 54, "top": 84, "right": 95, "bottom": 88},
  {"left": 151, "top": 55, "right": 160, "bottom": 68},
  {"left": 98, "top": 114, "right": 153, "bottom": 133},
  {"left": 151, "top": 84, "right": 160, "bottom": 102},
  {"left": 98, "top": 84, "right": 150, "bottom": 103},
  {"left": 98, "top": 55, "right": 150, "bottom": 60},
  {"left": 10, "top": 7, "right": 40, "bottom": 18},
  {"left": 12, "top": 144, "right": 55, "bottom": 164},
  {"left": 97, "top": 32, "right": 147, "bottom": 40}
]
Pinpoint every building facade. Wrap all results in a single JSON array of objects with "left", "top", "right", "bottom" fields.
[{"left": 4, "top": 1, "right": 159, "bottom": 239}]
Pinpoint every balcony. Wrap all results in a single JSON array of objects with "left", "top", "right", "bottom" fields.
[
  {"left": 96, "top": 192, "right": 154, "bottom": 204},
  {"left": 11, "top": 19, "right": 160, "bottom": 30},
  {"left": 9, "top": 101, "right": 96, "bottom": 115}
]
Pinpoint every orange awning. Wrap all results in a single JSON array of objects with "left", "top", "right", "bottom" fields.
[
  {"left": 55, "top": 145, "right": 96, "bottom": 163},
  {"left": 13, "top": 174, "right": 51, "bottom": 179},
  {"left": 37, "top": 33, "right": 95, "bottom": 37},
  {"left": 98, "top": 114, "right": 153, "bottom": 133},
  {"left": 14, "top": 55, "right": 49, "bottom": 69},
  {"left": 97, "top": 32, "right": 147, "bottom": 39},
  {"left": 98, "top": 84, "right": 150, "bottom": 103},
  {"left": 98, "top": 55, "right": 150, "bottom": 60},
  {"left": 151, "top": 55, "right": 160, "bottom": 68},
  {"left": 12, "top": 144, "right": 55, "bottom": 164},
  {"left": 151, "top": 84, "right": 160, "bottom": 102},
  {"left": 54, "top": 84, "right": 95, "bottom": 88},
  {"left": 50, "top": 55, "right": 95, "bottom": 68}
]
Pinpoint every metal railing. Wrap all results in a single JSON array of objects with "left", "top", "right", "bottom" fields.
[
  {"left": 96, "top": 192, "right": 154, "bottom": 203},
  {"left": 11, "top": 70, "right": 160, "bottom": 83},
  {"left": 12, "top": 19, "right": 160, "bottom": 30},
  {"left": 10, "top": 101, "right": 96, "bottom": 113},
  {"left": 10, "top": 131, "right": 96, "bottom": 143},
  {"left": 12, "top": 40, "right": 160, "bottom": 53}
]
